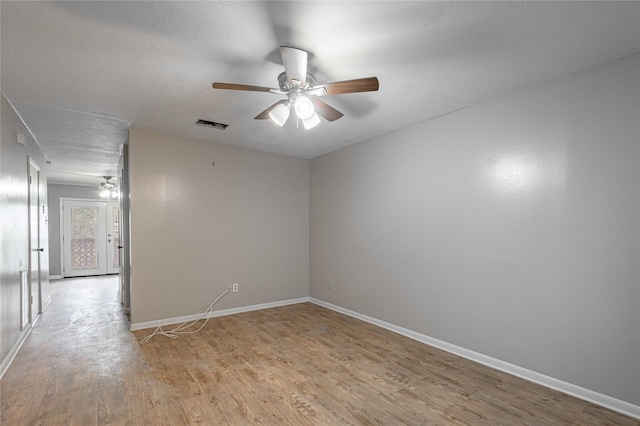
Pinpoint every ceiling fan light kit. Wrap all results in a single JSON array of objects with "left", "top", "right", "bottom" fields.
[
  {"left": 301, "top": 110, "right": 321, "bottom": 130},
  {"left": 268, "top": 102, "right": 291, "bottom": 126},
  {"left": 212, "top": 46, "right": 379, "bottom": 130},
  {"left": 294, "top": 96, "right": 315, "bottom": 120}
]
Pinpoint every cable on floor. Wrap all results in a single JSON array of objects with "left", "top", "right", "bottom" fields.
[{"left": 140, "top": 288, "right": 230, "bottom": 344}]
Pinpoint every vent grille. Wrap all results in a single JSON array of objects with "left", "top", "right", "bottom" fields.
[{"left": 195, "top": 119, "right": 228, "bottom": 130}]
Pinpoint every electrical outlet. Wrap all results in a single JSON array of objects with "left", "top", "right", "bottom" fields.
[
  {"left": 232, "top": 283, "right": 239, "bottom": 292},
  {"left": 328, "top": 281, "right": 333, "bottom": 289}
]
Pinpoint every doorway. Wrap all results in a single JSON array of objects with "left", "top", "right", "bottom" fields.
[{"left": 61, "top": 199, "right": 120, "bottom": 277}]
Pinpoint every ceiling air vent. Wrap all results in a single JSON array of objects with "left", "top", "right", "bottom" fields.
[{"left": 195, "top": 119, "right": 228, "bottom": 130}]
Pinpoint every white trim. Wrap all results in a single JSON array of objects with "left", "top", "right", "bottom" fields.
[
  {"left": 0, "top": 325, "right": 32, "bottom": 380},
  {"left": 130, "top": 297, "right": 310, "bottom": 331},
  {"left": 309, "top": 298, "right": 640, "bottom": 421},
  {"left": 27, "top": 158, "right": 43, "bottom": 324},
  {"left": 49, "top": 275, "right": 62, "bottom": 280},
  {"left": 59, "top": 200, "right": 65, "bottom": 278},
  {"left": 42, "top": 296, "right": 52, "bottom": 311}
]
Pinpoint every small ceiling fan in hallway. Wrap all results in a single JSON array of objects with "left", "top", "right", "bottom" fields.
[{"left": 212, "top": 46, "right": 379, "bottom": 129}]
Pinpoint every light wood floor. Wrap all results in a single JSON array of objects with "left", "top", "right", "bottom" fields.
[{"left": 1, "top": 276, "right": 638, "bottom": 425}]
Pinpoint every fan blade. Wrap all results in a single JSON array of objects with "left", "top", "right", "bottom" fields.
[
  {"left": 310, "top": 98, "right": 344, "bottom": 122},
  {"left": 213, "top": 82, "right": 273, "bottom": 92},
  {"left": 254, "top": 100, "right": 289, "bottom": 119},
  {"left": 317, "top": 77, "right": 379, "bottom": 95},
  {"left": 280, "top": 46, "right": 307, "bottom": 85}
]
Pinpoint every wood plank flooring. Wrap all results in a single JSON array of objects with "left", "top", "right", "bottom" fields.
[{"left": 1, "top": 276, "right": 638, "bottom": 425}]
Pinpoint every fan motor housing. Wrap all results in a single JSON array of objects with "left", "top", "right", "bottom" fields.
[{"left": 277, "top": 72, "right": 316, "bottom": 93}]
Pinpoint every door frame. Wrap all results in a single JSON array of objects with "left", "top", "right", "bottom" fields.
[
  {"left": 118, "top": 145, "right": 130, "bottom": 313},
  {"left": 27, "top": 157, "right": 42, "bottom": 324},
  {"left": 106, "top": 203, "right": 121, "bottom": 275},
  {"left": 59, "top": 197, "right": 118, "bottom": 278}
]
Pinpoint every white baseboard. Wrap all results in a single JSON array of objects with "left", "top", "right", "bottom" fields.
[
  {"left": 49, "top": 275, "right": 62, "bottom": 280},
  {"left": 42, "top": 296, "right": 52, "bottom": 311},
  {"left": 0, "top": 325, "right": 32, "bottom": 380},
  {"left": 309, "top": 298, "right": 640, "bottom": 421},
  {"left": 130, "top": 297, "right": 310, "bottom": 331}
]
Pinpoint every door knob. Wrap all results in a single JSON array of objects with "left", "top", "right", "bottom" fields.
[
  {"left": 34, "top": 248, "right": 44, "bottom": 252},
  {"left": 117, "top": 245, "right": 124, "bottom": 249}
]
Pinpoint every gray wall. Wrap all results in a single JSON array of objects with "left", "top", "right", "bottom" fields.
[
  {"left": 47, "top": 184, "right": 104, "bottom": 276},
  {"left": 310, "top": 53, "right": 640, "bottom": 404},
  {"left": 1, "top": 92, "right": 50, "bottom": 371},
  {"left": 128, "top": 128, "right": 310, "bottom": 325}
]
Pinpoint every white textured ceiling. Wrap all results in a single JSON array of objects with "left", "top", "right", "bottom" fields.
[{"left": 2, "top": 1, "right": 639, "bottom": 186}]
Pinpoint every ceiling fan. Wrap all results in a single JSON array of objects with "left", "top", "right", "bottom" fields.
[{"left": 212, "top": 46, "right": 379, "bottom": 129}]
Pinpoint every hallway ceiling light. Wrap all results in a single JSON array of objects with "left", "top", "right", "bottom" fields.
[{"left": 99, "top": 176, "right": 119, "bottom": 199}]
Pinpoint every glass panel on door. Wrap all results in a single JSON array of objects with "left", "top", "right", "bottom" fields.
[{"left": 70, "top": 206, "right": 99, "bottom": 270}]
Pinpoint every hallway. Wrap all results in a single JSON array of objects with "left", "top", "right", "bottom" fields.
[{"left": 0, "top": 275, "right": 139, "bottom": 424}]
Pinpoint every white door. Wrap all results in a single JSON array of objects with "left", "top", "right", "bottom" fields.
[
  {"left": 28, "top": 159, "right": 42, "bottom": 322},
  {"left": 62, "top": 200, "right": 118, "bottom": 277}
]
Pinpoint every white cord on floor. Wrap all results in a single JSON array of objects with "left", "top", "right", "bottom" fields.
[{"left": 140, "top": 288, "right": 230, "bottom": 344}]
